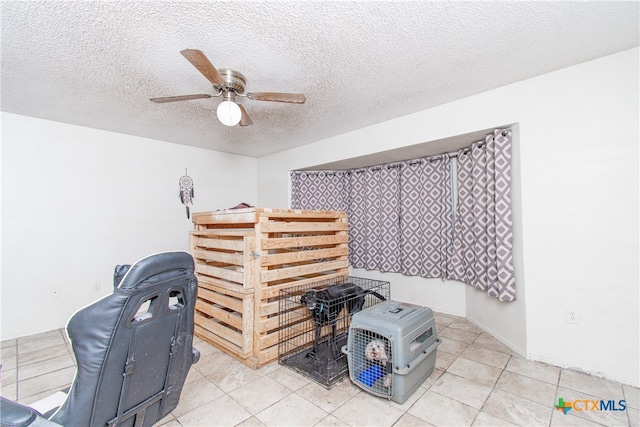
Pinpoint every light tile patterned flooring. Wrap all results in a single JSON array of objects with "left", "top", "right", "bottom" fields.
[{"left": 1, "top": 312, "right": 638, "bottom": 426}]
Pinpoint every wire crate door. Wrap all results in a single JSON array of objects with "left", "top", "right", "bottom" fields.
[{"left": 348, "top": 327, "right": 393, "bottom": 398}]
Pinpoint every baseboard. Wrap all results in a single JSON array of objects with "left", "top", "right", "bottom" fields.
[{"left": 465, "top": 314, "right": 526, "bottom": 358}]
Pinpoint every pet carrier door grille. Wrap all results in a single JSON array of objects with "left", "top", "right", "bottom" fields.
[{"left": 349, "top": 328, "right": 393, "bottom": 398}]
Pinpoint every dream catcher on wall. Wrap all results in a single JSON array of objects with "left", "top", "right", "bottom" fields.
[{"left": 179, "top": 169, "right": 194, "bottom": 219}]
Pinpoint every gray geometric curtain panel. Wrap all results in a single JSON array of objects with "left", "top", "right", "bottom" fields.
[
  {"left": 361, "top": 165, "right": 402, "bottom": 272},
  {"left": 377, "top": 165, "right": 402, "bottom": 272},
  {"left": 449, "top": 129, "right": 516, "bottom": 301},
  {"left": 400, "top": 156, "right": 453, "bottom": 279},
  {"left": 421, "top": 156, "right": 454, "bottom": 279},
  {"left": 348, "top": 169, "right": 367, "bottom": 268},
  {"left": 290, "top": 171, "right": 350, "bottom": 212},
  {"left": 364, "top": 167, "right": 383, "bottom": 270}
]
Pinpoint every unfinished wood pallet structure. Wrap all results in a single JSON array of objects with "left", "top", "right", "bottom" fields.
[{"left": 190, "top": 207, "right": 349, "bottom": 368}]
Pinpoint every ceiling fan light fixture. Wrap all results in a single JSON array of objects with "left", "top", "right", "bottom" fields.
[
  {"left": 216, "top": 100, "right": 241, "bottom": 126},
  {"left": 152, "top": 50, "right": 306, "bottom": 128}
]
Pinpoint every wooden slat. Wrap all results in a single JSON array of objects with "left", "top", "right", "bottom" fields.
[
  {"left": 191, "top": 229, "right": 254, "bottom": 237},
  {"left": 258, "top": 332, "right": 280, "bottom": 353},
  {"left": 260, "top": 271, "right": 347, "bottom": 299},
  {"left": 198, "top": 275, "right": 254, "bottom": 293},
  {"left": 260, "top": 260, "right": 349, "bottom": 283},
  {"left": 197, "top": 287, "right": 244, "bottom": 313},
  {"left": 191, "top": 235, "right": 245, "bottom": 251},
  {"left": 261, "top": 234, "right": 348, "bottom": 250},
  {"left": 260, "top": 247, "right": 348, "bottom": 266},
  {"left": 195, "top": 325, "right": 248, "bottom": 357},
  {"left": 195, "top": 263, "right": 243, "bottom": 284},
  {"left": 243, "top": 235, "right": 257, "bottom": 296},
  {"left": 193, "top": 248, "right": 244, "bottom": 266},
  {"left": 285, "top": 330, "right": 314, "bottom": 349},
  {"left": 257, "top": 343, "right": 279, "bottom": 364},
  {"left": 259, "top": 329, "right": 287, "bottom": 350},
  {"left": 242, "top": 296, "right": 254, "bottom": 352},
  {"left": 257, "top": 314, "right": 282, "bottom": 334},
  {"left": 260, "top": 221, "right": 348, "bottom": 233},
  {"left": 259, "top": 211, "right": 345, "bottom": 220},
  {"left": 193, "top": 207, "right": 345, "bottom": 225},
  {"left": 195, "top": 313, "right": 242, "bottom": 347},
  {"left": 192, "top": 209, "right": 258, "bottom": 225},
  {"left": 195, "top": 300, "right": 242, "bottom": 330},
  {"left": 252, "top": 218, "right": 265, "bottom": 364},
  {"left": 264, "top": 322, "right": 341, "bottom": 353},
  {"left": 259, "top": 299, "right": 281, "bottom": 317}
]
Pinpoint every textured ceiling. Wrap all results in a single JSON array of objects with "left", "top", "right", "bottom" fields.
[{"left": 1, "top": 1, "right": 638, "bottom": 158}]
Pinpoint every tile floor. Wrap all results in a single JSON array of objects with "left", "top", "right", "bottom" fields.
[{"left": 1, "top": 312, "right": 638, "bottom": 426}]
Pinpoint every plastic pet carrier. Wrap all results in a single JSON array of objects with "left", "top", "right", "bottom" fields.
[
  {"left": 343, "top": 300, "right": 440, "bottom": 404},
  {"left": 278, "top": 276, "right": 390, "bottom": 388}
]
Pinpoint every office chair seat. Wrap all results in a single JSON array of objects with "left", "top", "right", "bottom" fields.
[{"left": 1, "top": 251, "right": 200, "bottom": 427}]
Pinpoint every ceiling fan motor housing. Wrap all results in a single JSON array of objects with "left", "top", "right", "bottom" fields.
[{"left": 218, "top": 69, "right": 246, "bottom": 94}]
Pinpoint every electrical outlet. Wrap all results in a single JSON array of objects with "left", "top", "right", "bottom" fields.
[
  {"left": 566, "top": 308, "right": 580, "bottom": 324},
  {"left": 94, "top": 282, "right": 101, "bottom": 292},
  {"left": 50, "top": 287, "right": 61, "bottom": 299}
]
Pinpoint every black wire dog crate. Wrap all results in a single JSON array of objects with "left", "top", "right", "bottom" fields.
[
  {"left": 278, "top": 276, "right": 390, "bottom": 388},
  {"left": 343, "top": 300, "right": 441, "bottom": 404}
]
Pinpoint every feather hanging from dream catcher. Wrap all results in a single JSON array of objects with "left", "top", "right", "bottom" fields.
[{"left": 179, "top": 169, "right": 194, "bottom": 219}]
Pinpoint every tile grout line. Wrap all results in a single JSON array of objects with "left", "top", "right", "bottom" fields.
[
  {"left": 15, "top": 337, "right": 21, "bottom": 400},
  {"left": 468, "top": 332, "right": 514, "bottom": 427},
  {"left": 1, "top": 340, "right": 19, "bottom": 401},
  {"left": 552, "top": 364, "right": 563, "bottom": 427},
  {"left": 14, "top": 329, "right": 75, "bottom": 402},
  {"left": 622, "top": 384, "right": 631, "bottom": 426}
]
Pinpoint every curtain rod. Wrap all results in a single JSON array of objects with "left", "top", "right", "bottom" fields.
[{"left": 291, "top": 129, "right": 508, "bottom": 175}]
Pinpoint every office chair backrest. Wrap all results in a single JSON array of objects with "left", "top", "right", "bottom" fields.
[{"left": 50, "top": 251, "right": 198, "bottom": 427}]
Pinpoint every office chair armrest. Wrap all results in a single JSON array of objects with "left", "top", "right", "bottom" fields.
[
  {"left": 192, "top": 348, "right": 201, "bottom": 364},
  {"left": 29, "top": 391, "right": 68, "bottom": 419},
  {"left": 0, "top": 396, "right": 59, "bottom": 426}
]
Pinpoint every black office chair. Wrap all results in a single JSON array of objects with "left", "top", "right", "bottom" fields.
[{"left": 0, "top": 251, "right": 200, "bottom": 427}]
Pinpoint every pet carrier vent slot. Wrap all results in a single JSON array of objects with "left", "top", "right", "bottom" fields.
[{"left": 410, "top": 327, "right": 433, "bottom": 354}]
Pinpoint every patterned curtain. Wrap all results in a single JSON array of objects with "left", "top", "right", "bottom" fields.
[
  {"left": 349, "top": 165, "right": 402, "bottom": 271},
  {"left": 378, "top": 165, "right": 402, "bottom": 272},
  {"left": 290, "top": 157, "right": 459, "bottom": 280},
  {"left": 400, "top": 155, "right": 453, "bottom": 279},
  {"left": 449, "top": 129, "right": 516, "bottom": 301},
  {"left": 290, "top": 127, "right": 516, "bottom": 302},
  {"left": 348, "top": 169, "right": 367, "bottom": 268},
  {"left": 290, "top": 171, "right": 350, "bottom": 212}
]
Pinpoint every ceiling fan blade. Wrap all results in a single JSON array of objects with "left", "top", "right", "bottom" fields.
[
  {"left": 180, "top": 49, "right": 225, "bottom": 85},
  {"left": 238, "top": 104, "right": 253, "bottom": 126},
  {"left": 247, "top": 92, "right": 306, "bottom": 104},
  {"left": 150, "top": 94, "right": 212, "bottom": 103}
]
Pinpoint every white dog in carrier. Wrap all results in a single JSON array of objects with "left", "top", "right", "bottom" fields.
[{"left": 343, "top": 300, "right": 441, "bottom": 404}]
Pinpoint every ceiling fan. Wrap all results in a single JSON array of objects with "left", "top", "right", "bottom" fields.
[{"left": 150, "top": 49, "right": 306, "bottom": 127}]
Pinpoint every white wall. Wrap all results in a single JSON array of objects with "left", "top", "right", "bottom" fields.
[
  {"left": 258, "top": 48, "right": 639, "bottom": 387},
  {"left": 1, "top": 113, "right": 258, "bottom": 339},
  {"left": 516, "top": 50, "right": 638, "bottom": 387},
  {"left": 350, "top": 270, "right": 467, "bottom": 317}
]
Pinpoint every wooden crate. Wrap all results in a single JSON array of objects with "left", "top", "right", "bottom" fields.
[
  {"left": 190, "top": 207, "right": 349, "bottom": 368},
  {"left": 194, "top": 281, "right": 254, "bottom": 358}
]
